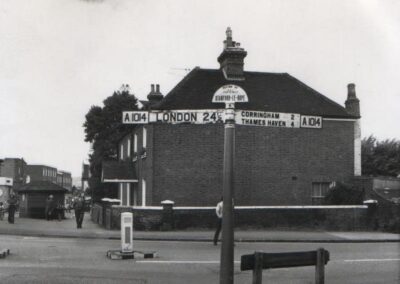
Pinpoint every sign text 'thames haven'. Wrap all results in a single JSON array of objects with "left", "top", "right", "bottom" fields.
[{"left": 123, "top": 110, "right": 322, "bottom": 129}]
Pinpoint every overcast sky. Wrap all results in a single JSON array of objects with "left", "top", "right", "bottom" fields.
[{"left": 1, "top": 0, "right": 399, "bottom": 177}]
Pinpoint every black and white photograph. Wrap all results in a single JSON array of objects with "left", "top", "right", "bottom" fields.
[{"left": 0, "top": 0, "right": 399, "bottom": 283}]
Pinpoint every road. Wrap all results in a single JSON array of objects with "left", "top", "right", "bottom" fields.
[{"left": 0, "top": 235, "right": 399, "bottom": 283}]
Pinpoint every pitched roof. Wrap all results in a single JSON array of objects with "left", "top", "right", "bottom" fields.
[
  {"left": 16, "top": 181, "right": 68, "bottom": 193},
  {"left": 155, "top": 68, "right": 356, "bottom": 119},
  {"left": 102, "top": 160, "right": 137, "bottom": 183}
]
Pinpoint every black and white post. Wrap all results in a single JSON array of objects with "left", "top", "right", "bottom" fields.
[
  {"left": 220, "top": 102, "right": 235, "bottom": 284},
  {"left": 212, "top": 84, "right": 248, "bottom": 284}
]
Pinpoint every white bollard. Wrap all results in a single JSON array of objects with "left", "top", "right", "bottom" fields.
[{"left": 121, "top": 212, "right": 133, "bottom": 253}]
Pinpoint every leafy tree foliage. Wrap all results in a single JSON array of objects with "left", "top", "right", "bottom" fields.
[
  {"left": 324, "top": 182, "right": 364, "bottom": 205},
  {"left": 362, "top": 135, "right": 400, "bottom": 177},
  {"left": 83, "top": 85, "right": 138, "bottom": 201}
]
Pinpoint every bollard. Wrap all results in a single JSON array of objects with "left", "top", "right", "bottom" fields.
[{"left": 121, "top": 212, "right": 133, "bottom": 253}]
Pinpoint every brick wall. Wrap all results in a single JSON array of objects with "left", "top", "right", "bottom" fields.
[
  {"left": 0, "top": 158, "right": 26, "bottom": 189},
  {"left": 91, "top": 204, "right": 368, "bottom": 231},
  {"left": 146, "top": 120, "right": 354, "bottom": 206}
]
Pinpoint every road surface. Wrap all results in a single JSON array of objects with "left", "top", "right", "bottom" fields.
[{"left": 0, "top": 235, "right": 399, "bottom": 283}]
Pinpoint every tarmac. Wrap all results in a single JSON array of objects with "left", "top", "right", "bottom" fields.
[{"left": 0, "top": 212, "right": 398, "bottom": 243}]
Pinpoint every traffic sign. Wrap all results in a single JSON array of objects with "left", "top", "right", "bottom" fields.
[
  {"left": 122, "top": 111, "right": 149, "bottom": 124},
  {"left": 212, "top": 84, "right": 248, "bottom": 104},
  {"left": 122, "top": 110, "right": 322, "bottom": 129},
  {"left": 236, "top": 110, "right": 300, "bottom": 128},
  {"left": 300, "top": 115, "right": 322, "bottom": 128},
  {"left": 123, "top": 109, "right": 224, "bottom": 124}
]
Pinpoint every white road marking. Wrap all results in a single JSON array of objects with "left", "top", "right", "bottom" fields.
[
  {"left": 135, "top": 260, "right": 240, "bottom": 264},
  {"left": 343, "top": 258, "right": 400, "bottom": 262},
  {"left": 137, "top": 259, "right": 400, "bottom": 264}
]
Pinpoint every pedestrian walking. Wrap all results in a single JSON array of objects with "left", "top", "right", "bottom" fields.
[
  {"left": 73, "top": 193, "right": 85, "bottom": 229},
  {"left": 56, "top": 200, "right": 64, "bottom": 221},
  {"left": 7, "top": 193, "right": 18, "bottom": 224},
  {"left": 213, "top": 198, "right": 223, "bottom": 245},
  {"left": 45, "top": 195, "right": 55, "bottom": 221}
]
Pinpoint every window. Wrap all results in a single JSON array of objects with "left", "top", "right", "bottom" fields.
[
  {"left": 133, "top": 134, "right": 138, "bottom": 154},
  {"left": 311, "top": 182, "right": 330, "bottom": 205},
  {"left": 127, "top": 183, "right": 131, "bottom": 206},
  {"left": 127, "top": 138, "right": 131, "bottom": 157},
  {"left": 141, "top": 179, "right": 146, "bottom": 207},
  {"left": 142, "top": 127, "right": 147, "bottom": 148},
  {"left": 132, "top": 184, "right": 138, "bottom": 206},
  {"left": 120, "top": 143, "right": 124, "bottom": 160},
  {"left": 119, "top": 183, "right": 123, "bottom": 206}
]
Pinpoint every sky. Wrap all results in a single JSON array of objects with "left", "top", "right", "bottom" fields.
[{"left": 1, "top": 0, "right": 399, "bottom": 177}]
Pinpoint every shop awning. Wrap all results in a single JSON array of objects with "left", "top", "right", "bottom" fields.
[{"left": 101, "top": 160, "right": 138, "bottom": 183}]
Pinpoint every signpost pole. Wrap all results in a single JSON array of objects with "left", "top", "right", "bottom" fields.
[{"left": 220, "top": 103, "right": 235, "bottom": 284}]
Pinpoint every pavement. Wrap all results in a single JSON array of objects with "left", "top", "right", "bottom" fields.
[{"left": 0, "top": 212, "right": 398, "bottom": 243}]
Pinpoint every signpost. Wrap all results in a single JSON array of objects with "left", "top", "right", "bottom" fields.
[
  {"left": 213, "top": 84, "right": 248, "bottom": 284},
  {"left": 122, "top": 110, "right": 322, "bottom": 129},
  {"left": 122, "top": 86, "right": 323, "bottom": 281}
]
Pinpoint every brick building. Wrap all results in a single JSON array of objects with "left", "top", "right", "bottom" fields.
[
  {"left": 57, "top": 170, "right": 72, "bottom": 190},
  {"left": 0, "top": 158, "right": 27, "bottom": 190},
  {"left": 26, "top": 165, "right": 58, "bottom": 184},
  {"left": 103, "top": 28, "right": 361, "bottom": 207}
]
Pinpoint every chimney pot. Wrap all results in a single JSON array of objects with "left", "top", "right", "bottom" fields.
[
  {"left": 345, "top": 83, "right": 360, "bottom": 117},
  {"left": 217, "top": 27, "right": 247, "bottom": 81},
  {"left": 156, "top": 84, "right": 160, "bottom": 93},
  {"left": 151, "top": 84, "right": 155, "bottom": 93}
]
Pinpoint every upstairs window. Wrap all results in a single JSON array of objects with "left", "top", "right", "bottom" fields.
[
  {"left": 133, "top": 134, "right": 138, "bottom": 154},
  {"left": 120, "top": 143, "right": 124, "bottom": 160},
  {"left": 143, "top": 127, "right": 147, "bottom": 148},
  {"left": 127, "top": 138, "right": 131, "bottom": 157}
]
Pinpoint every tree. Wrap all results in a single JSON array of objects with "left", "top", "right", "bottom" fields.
[
  {"left": 83, "top": 84, "right": 138, "bottom": 201},
  {"left": 362, "top": 135, "right": 400, "bottom": 177},
  {"left": 324, "top": 182, "right": 364, "bottom": 205}
]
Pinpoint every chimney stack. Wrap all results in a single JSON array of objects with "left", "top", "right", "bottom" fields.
[
  {"left": 147, "top": 84, "right": 163, "bottom": 106},
  {"left": 345, "top": 83, "right": 360, "bottom": 117},
  {"left": 217, "top": 27, "right": 247, "bottom": 81}
]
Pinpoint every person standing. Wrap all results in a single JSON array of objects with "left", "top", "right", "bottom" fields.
[
  {"left": 45, "top": 195, "right": 54, "bottom": 221},
  {"left": 73, "top": 193, "right": 85, "bottom": 229},
  {"left": 0, "top": 202, "right": 5, "bottom": 221},
  {"left": 7, "top": 193, "right": 18, "bottom": 224},
  {"left": 56, "top": 200, "right": 64, "bottom": 221},
  {"left": 213, "top": 198, "right": 223, "bottom": 245}
]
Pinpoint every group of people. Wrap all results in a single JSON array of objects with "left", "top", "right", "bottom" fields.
[
  {"left": 45, "top": 194, "right": 86, "bottom": 228},
  {"left": 45, "top": 195, "right": 65, "bottom": 221},
  {"left": 0, "top": 193, "right": 19, "bottom": 224}
]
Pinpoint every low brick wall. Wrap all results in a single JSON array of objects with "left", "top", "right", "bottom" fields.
[
  {"left": 174, "top": 206, "right": 368, "bottom": 231},
  {"left": 92, "top": 204, "right": 369, "bottom": 231}
]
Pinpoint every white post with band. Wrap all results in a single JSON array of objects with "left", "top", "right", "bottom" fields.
[{"left": 213, "top": 84, "right": 248, "bottom": 284}]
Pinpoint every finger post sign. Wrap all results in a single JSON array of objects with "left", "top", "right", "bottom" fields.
[{"left": 212, "top": 84, "right": 248, "bottom": 284}]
